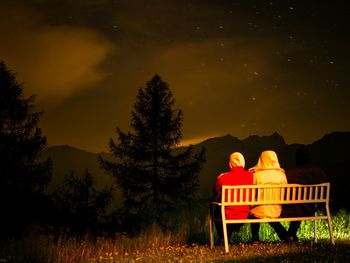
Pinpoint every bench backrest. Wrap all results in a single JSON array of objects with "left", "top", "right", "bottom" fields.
[{"left": 221, "top": 183, "right": 330, "bottom": 206}]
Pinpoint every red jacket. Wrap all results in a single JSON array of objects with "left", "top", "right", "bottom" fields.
[{"left": 214, "top": 167, "right": 254, "bottom": 220}]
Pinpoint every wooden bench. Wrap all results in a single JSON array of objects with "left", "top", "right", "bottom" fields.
[{"left": 209, "top": 183, "right": 335, "bottom": 253}]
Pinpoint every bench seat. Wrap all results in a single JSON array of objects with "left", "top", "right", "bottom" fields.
[{"left": 209, "top": 183, "right": 335, "bottom": 253}]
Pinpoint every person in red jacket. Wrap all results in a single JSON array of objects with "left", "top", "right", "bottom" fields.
[{"left": 214, "top": 152, "right": 254, "bottom": 244}]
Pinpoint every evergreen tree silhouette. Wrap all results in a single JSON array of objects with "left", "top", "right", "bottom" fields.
[
  {"left": 0, "top": 61, "right": 52, "bottom": 233},
  {"left": 52, "top": 169, "right": 113, "bottom": 234},
  {"left": 99, "top": 74, "right": 205, "bottom": 230}
]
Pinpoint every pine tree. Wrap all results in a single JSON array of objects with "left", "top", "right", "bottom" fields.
[
  {"left": 0, "top": 61, "right": 52, "bottom": 231},
  {"left": 52, "top": 170, "right": 113, "bottom": 233},
  {"left": 99, "top": 74, "right": 205, "bottom": 229}
]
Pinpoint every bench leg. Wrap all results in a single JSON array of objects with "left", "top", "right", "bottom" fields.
[
  {"left": 222, "top": 220, "right": 229, "bottom": 253},
  {"left": 314, "top": 219, "right": 318, "bottom": 243},
  {"left": 209, "top": 214, "right": 214, "bottom": 249},
  {"left": 221, "top": 206, "right": 229, "bottom": 253},
  {"left": 313, "top": 209, "right": 318, "bottom": 243},
  {"left": 326, "top": 204, "right": 335, "bottom": 245}
]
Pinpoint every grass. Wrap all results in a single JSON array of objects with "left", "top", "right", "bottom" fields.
[{"left": 1, "top": 209, "right": 350, "bottom": 262}]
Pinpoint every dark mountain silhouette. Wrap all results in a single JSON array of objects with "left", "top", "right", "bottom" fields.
[
  {"left": 42, "top": 131, "right": 350, "bottom": 210},
  {"left": 309, "top": 132, "right": 350, "bottom": 209},
  {"left": 42, "top": 145, "right": 114, "bottom": 192},
  {"left": 192, "top": 132, "right": 296, "bottom": 196}
]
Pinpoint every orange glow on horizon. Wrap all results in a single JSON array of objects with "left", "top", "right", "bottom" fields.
[{"left": 180, "top": 135, "right": 218, "bottom": 147}]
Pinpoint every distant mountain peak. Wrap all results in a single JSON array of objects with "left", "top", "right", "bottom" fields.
[
  {"left": 320, "top": 131, "right": 350, "bottom": 140},
  {"left": 199, "top": 134, "right": 239, "bottom": 146},
  {"left": 46, "top": 145, "right": 93, "bottom": 154},
  {"left": 243, "top": 132, "right": 285, "bottom": 145}
]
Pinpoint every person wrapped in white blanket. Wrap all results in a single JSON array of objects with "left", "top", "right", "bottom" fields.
[{"left": 249, "top": 150, "right": 288, "bottom": 243}]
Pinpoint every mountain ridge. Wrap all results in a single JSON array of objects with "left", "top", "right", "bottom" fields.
[{"left": 42, "top": 131, "right": 350, "bottom": 209}]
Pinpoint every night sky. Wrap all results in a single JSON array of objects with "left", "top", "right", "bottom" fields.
[{"left": 1, "top": 0, "right": 349, "bottom": 152}]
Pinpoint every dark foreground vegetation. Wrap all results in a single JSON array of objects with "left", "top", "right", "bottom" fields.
[
  {"left": 1, "top": 236, "right": 350, "bottom": 263},
  {"left": 0, "top": 233, "right": 349, "bottom": 263},
  {"left": 1, "top": 210, "right": 350, "bottom": 263}
]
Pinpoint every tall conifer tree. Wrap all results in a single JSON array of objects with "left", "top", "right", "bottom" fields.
[
  {"left": 100, "top": 74, "right": 205, "bottom": 229},
  {"left": 0, "top": 61, "right": 52, "bottom": 231}
]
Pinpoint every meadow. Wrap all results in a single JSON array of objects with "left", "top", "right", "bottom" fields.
[{"left": 1, "top": 209, "right": 350, "bottom": 263}]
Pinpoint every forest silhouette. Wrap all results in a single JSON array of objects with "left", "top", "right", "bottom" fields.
[{"left": 0, "top": 62, "right": 205, "bottom": 238}]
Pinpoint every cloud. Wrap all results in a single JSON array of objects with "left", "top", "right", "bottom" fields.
[
  {"left": 146, "top": 38, "right": 290, "bottom": 138},
  {"left": 0, "top": 2, "right": 115, "bottom": 102}
]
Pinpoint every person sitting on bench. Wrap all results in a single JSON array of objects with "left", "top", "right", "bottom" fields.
[
  {"left": 213, "top": 152, "right": 253, "bottom": 245},
  {"left": 278, "top": 146, "right": 328, "bottom": 242},
  {"left": 249, "top": 150, "right": 288, "bottom": 243}
]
